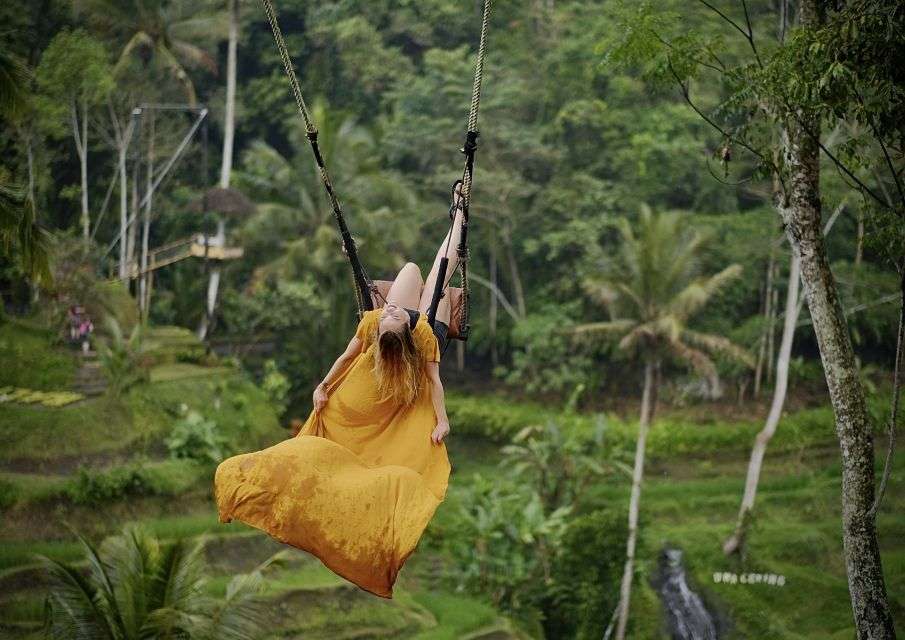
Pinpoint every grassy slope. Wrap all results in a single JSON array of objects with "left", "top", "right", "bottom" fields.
[
  {"left": 0, "top": 324, "right": 526, "bottom": 639},
  {"left": 438, "top": 394, "right": 905, "bottom": 639},
  {"left": 0, "top": 365, "right": 280, "bottom": 463},
  {"left": 0, "top": 320, "right": 76, "bottom": 390},
  {"left": 2, "top": 321, "right": 901, "bottom": 639}
]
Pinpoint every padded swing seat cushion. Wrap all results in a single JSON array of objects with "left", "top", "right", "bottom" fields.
[{"left": 370, "top": 280, "right": 465, "bottom": 340}]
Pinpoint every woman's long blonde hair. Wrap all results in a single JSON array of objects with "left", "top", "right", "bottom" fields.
[{"left": 372, "top": 323, "right": 422, "bottom": 406}]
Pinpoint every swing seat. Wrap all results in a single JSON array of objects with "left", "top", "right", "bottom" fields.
[{"left": 370, "top": 280, "right": 466, "bottom": 340}]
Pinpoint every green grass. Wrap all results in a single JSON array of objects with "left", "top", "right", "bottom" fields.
[
  {"left": 0, "top": 319, "right": 76, "bottom": 390},
  {"left": 0, "top": 394, "right": 134, "bottom": 461},
  {"left": 409, "top": 592, "right": 503, "bottom": 639},
  {"left": 432, "top": 419, "right": 904, "bottom": 640},
  {"left": 0, "top": 365, "right": 282, "bottom": 463},
  {"left": 2, "top": 321, "right": 900, "bottom": 638},
  {"left": 448, "top": 390, "right": 891, "bottom": 461},
  {"left": 581, "top": 448, "right": 905, "bottom": 639}
]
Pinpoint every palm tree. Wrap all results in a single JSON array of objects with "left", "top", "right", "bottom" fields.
[
  {"left": 83, "top": 0, "right": 226, "bottom": 276},
  {"left": 0, "top": 46, "right": 51, "bottom": 284},
  {"left": 573, "top": 207, "right": 751, "bottom": 640},
  {"left": 234, "top": 101, "right": 418, "bottom": 343},
  {"left": 39, "top": 523, "right": 285, "bottom": 639},
  {"left": 220, "top": 0, "right": 239, "bottom": 189},
  {"left": 83, "top": 0, "right": 226, "bottom": 107}
]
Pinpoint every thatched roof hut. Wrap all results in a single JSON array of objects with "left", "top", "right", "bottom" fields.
[{"left": 189, "top": 187, "right": 255, "bottom": 217}]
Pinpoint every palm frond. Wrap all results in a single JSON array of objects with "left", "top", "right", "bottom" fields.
[
  {"left": 157, "top": 536, "right": 207, "bottom": 612},
  {"left": 111, "top": 31, "right": 155, "bottom": 77},
  {"left": 0, "top": 182, "right": 52, "bottom": 283},
  {"left": 170, "top": 40, "right": 218, "bottom": 75},
  {"left": 617, "top": 316, "right": 680, "bottom": 351},
  {"left": 667, "top": 339, "right": 718, "bottom": 385},
  {"left": 581, "top": 277, "right": 619, "bottom": 308},
  {"left": 570, "top": 319, "right": 636, "bottom": 337},
  {"left": 0, "top": 48, "right": 30, "bottom": 117},
  {"left": 37, "top": 555, "right": 114, "bottom": 640},
  {"left": 99, "top": 523, "right": 161, "bottom": 637},
  {"left": 203, "top": 552, "right": 290, "bottom": 640},
  {"left": 683, "top": 329, "right": 755, "bottom": 367},
  {"left": 667, "top": 263, "right": 743, "bottom": 320},
  {"left": 154, "top": 41, "right": 198, "bottom": 106}
]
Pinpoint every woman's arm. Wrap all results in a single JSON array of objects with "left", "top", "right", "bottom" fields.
[
  {"left": 426, "top": 361, "right": 450, "bottom": 444},
  {"left": 313, "top": 335, "right": 363, "bottom": 410}
]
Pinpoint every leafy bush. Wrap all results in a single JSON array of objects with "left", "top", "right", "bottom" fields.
[
  {"left": 437, "top": 417, "right": 626, "bottom": 620},
  {"left": 165, "top": 410, "right": 231, "bottom": 463},
  {"left": 98, "top": 317, "right": 149, "bottom": 394},
  {"left": 445, "top": 393, "right": 550, "bottom": 442},
  {"left": 261, "top": 359, "right": 290, "bottom": 416},
  {"left": 440, "top": 473, "right": 572, "bottom": 614},
  {"left": 63, "top": 460, "right": 200, "bottom": 505},
  {"left": 499, "top": 305, "right": 596, "bottom": 394},
  {"left": 544, "top": 508, "right": 631, "bottom": 640},
  {"left": 65, "top": 463, "right": 158, "bottom": 505},
  {"left": 502, "top": 418, "right": 628, "bottom": 513}
]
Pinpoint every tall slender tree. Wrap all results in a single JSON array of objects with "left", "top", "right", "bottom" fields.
[
  {"left": 608, "top": 1, "right": 901, "bottom": 633},
  {"left": 199, "top": 0, "right": 240, "bottom": 340},
  {"left": 35, "top": 29, "right": 112, "bottom": 250},
  {"left": 574, "top": 208, "right": 751, "bottom": 639}
]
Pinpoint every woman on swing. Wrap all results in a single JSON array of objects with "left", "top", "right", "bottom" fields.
[
  {"left": 214, "top": 182, "right": 466, "bottom": 599},
  {"left": 312, "top": 179, "right": 466, "bottom": 446}
]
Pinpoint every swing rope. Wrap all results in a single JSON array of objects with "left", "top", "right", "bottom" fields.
[
  {"left": 259, "top": 0, "right": 492, "bottom": 338},
  {"left": 426, "top": 0, "right": 492, "bottom": 342},
  {"left": 260, "top": 0, "right": 375, "bottom": 314}
]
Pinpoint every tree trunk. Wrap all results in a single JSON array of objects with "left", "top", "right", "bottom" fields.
[
  {"left": 118, "top": 136, "right": 128, "bottom": 279},
  {"left": 71, "top": 100, "right": 90, "bottom": 250},
  {"left": 489, "top": 229, "right": 498, "bottom": 367},
  {"left": 199, "top": 218, "right": 225, "bottom": 339},
  {"left": 503, "top": 232, "right": 526, "bottom": 317},
  {"left": 200, "top": 0, "right": 239, "bottom": 341},
  {"left": 220, "top": 0, "right": 238, "bottom": 189},
  {"left": 140, "top": 111, "right": 155, "bottom": 316},
  {"left": 754, "top": 250, "right": 775, "bottom": 397},
  {"left": 766, "top": 261, "right": 779, "bottom": 386},
  {"left": 779, "top": 4, "right": 895, "bottom": 624},
  {"left": 127, "top": 155, "right": 139, "bottom": 277},
  {"left": 615, "top": 358, "right": 657, "bottom": 640},
  {"left": 724, "top": 252, "right": 801, "bottom": 555}
]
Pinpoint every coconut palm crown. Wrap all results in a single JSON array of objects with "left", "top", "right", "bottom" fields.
[{"left": 575, "top": 205, "right": 753, "bottom": 386}]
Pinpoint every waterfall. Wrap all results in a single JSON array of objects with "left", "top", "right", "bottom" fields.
[{"left": 653, "top": 547, "right": 719, "bottom": 640}]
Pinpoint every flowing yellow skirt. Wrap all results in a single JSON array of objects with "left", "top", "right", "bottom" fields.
[{"left": 214, "top": 310, "right": 450, "bottom": 597}]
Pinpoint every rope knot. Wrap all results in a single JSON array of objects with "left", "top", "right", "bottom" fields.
[
  {"left": 306, "top": 128, "right": 319, "bottom": 143},
  {"left": 461, "top": 130, "right": 480, "bottom": 155}
]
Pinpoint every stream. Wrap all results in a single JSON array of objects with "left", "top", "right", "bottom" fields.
[{"left": 652, "top": 547, "right": 720, "bottom": 640}]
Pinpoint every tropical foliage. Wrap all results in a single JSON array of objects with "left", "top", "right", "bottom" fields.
[{"left": 40, "top": 523, "right": 284, "bottom": 639}]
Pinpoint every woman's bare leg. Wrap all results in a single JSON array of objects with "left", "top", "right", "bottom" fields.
[
  {"left": 419, "top": 192, "right": 465, "bottom": 324},
  {"left": 386, "top": 262, "right": 423, "bottom": 310}
]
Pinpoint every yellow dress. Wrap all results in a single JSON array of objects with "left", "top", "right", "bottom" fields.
[{"left": 214, "top": 309, "right": 450, "bottom": 598}]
